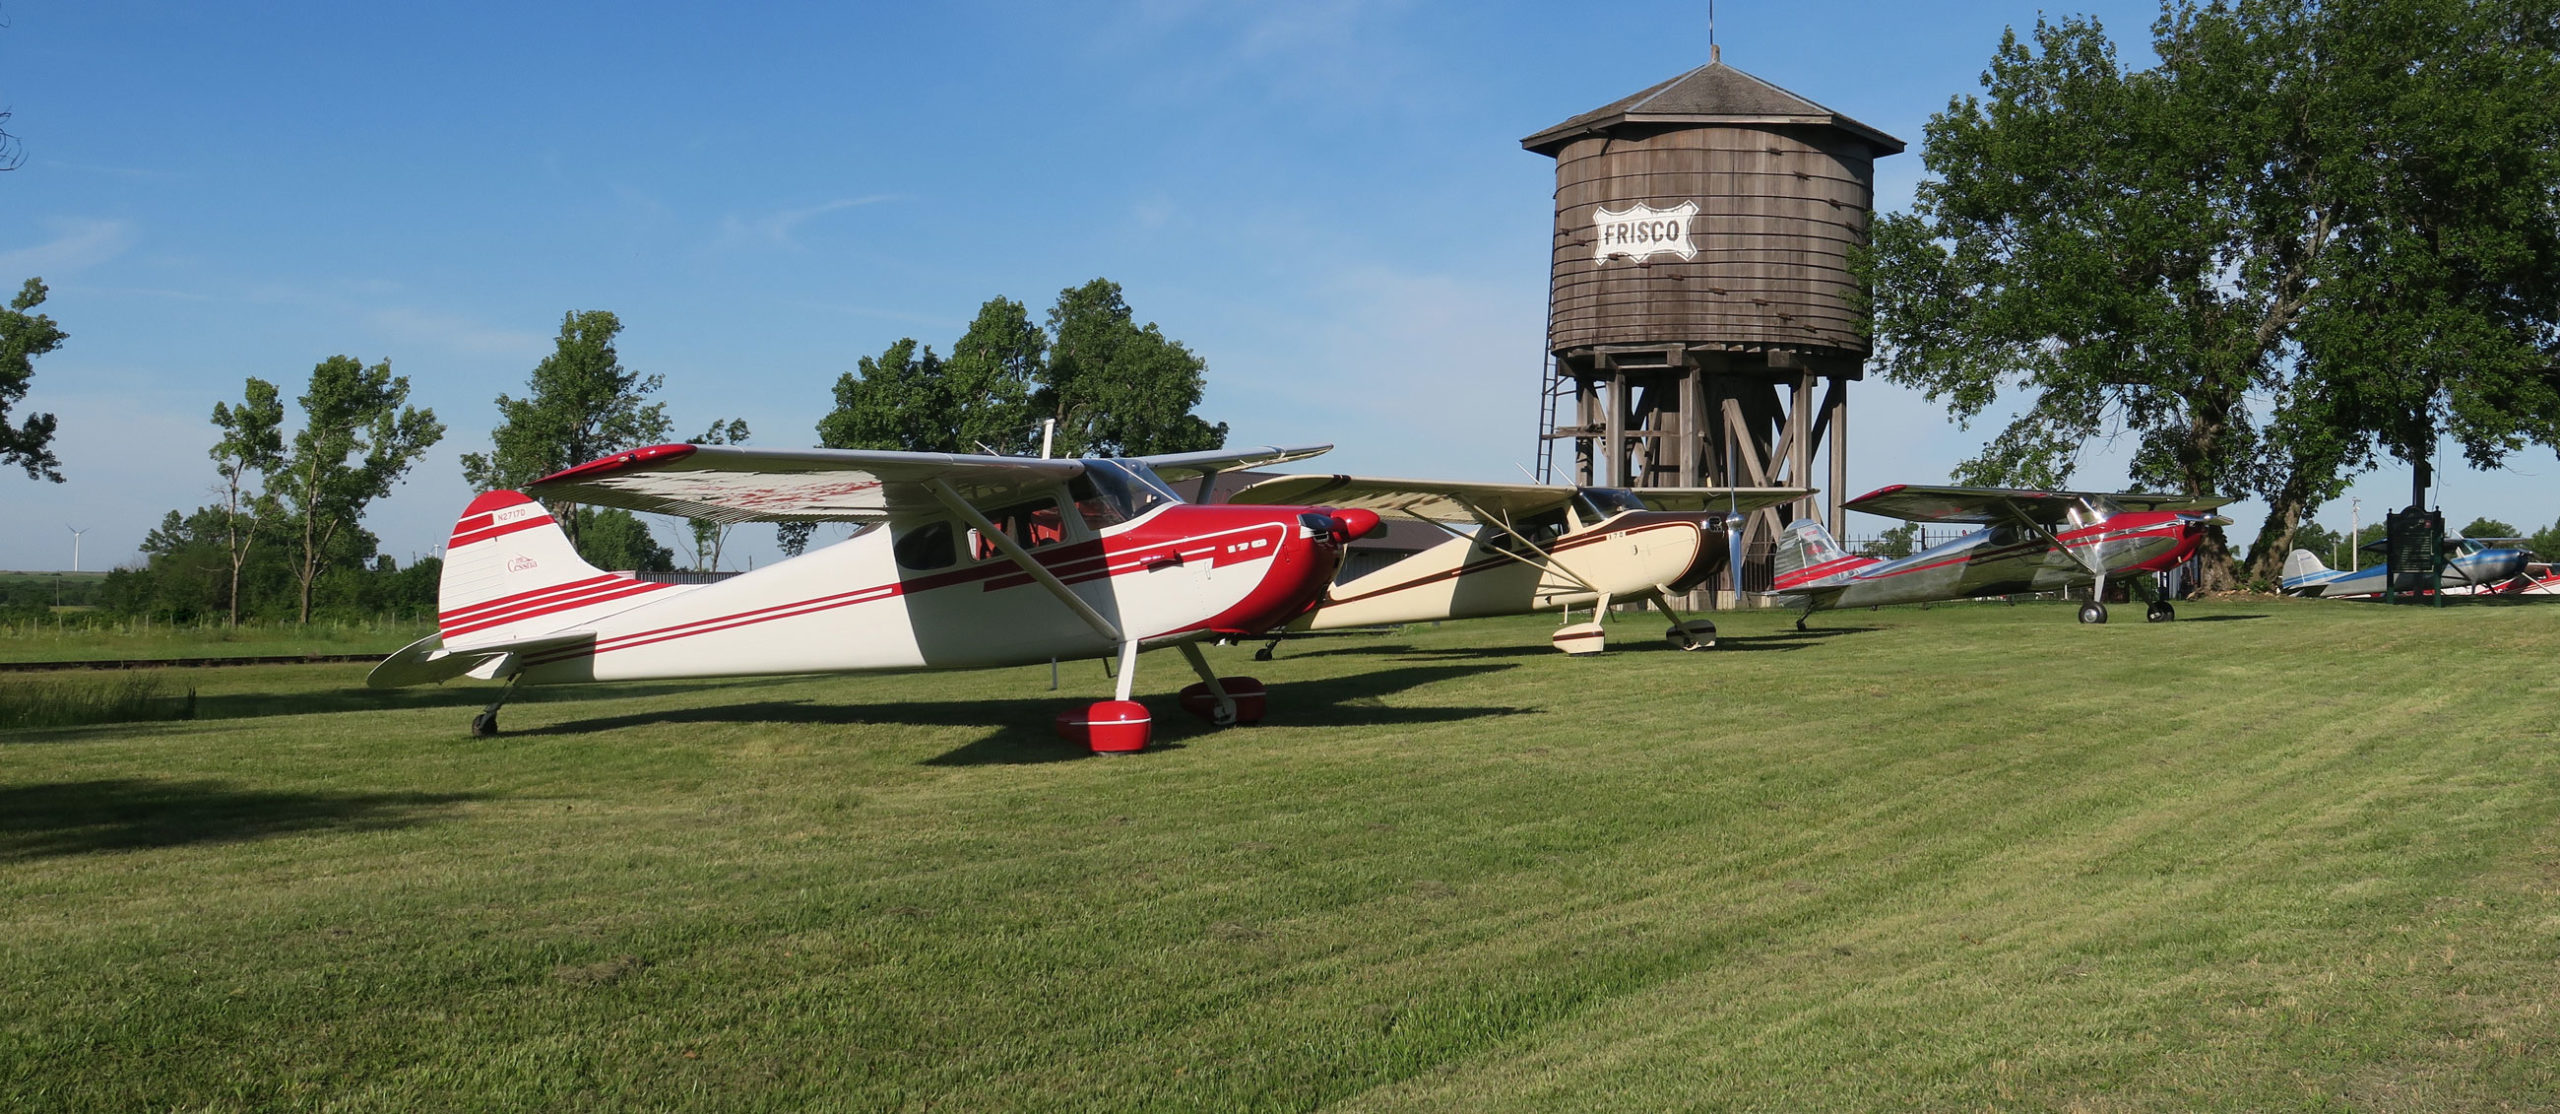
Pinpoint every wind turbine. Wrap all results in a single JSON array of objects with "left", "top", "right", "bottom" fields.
[{"left": 67, "top": 525, "right": 88, "bottom": 573}]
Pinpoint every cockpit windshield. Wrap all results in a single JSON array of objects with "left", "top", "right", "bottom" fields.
[
  {"left": 1072, "top": 459, "right": 1181, "bottom": 529},
  {"left": 1574, "top": 487, "right": 1651, "bottom": 521}
]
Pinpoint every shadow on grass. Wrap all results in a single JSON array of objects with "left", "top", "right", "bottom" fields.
[
  {"left": 2177, "top": 614, "right": 2270, "bottom": 623},
  {"left": 183, "top": 677, "right": 807, "bottom": 723},
  {"left": 510, "top": 663, "right": 1526, "bottom": 766},
  {"left": 1282, "top": 642, "right": 1560, "bottom": 661},
  {"left": 930, "top": 662, "right": 1534, "bottom": 764},
  {"left": 0, "top": 778, "right": 483, "bottom": 861}
]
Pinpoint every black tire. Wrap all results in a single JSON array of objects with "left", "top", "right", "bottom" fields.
[
  {"left": 470, "top": 711, "right": 498, "bottom": 737},
  {"left": 2077, "top": 602, "right": 2109, "bottom": 625},
  {"left": 2146, "top": 601, "right": 2175, "bottom": 623}
]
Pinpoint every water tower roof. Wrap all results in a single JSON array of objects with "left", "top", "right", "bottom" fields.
[{"left": 1522, "top": 61, "right": 1904, "bottom": 157}]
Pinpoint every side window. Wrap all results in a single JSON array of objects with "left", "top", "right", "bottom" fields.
[
  {"left": 1480, "top": 511, "right": 1569, "bottom": 557},
  {"left": 968, "top": 497, "right": 1069, "bottom": 561},
  {"left": 894, "top": 521, "right": 956, "bottom": 570}
]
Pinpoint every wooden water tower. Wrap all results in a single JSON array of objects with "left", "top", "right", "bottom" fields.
[{"left": 1523, "top": 55, "right": 1902, "bottom": 601}]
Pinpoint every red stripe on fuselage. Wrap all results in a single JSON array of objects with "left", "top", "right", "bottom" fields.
[
  {"left": 439, "top": 574, "right": 625, "bottom": 623},
  {"left": 443, "top": 579, "right": 672, "bottom": 638},
  {"left": 516, "top": 515, "right": 1304, "bottom": 669}
]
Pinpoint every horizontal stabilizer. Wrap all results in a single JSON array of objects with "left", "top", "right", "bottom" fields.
[{"left": 367, "top": 630, "right": 596, "bottom": 689}]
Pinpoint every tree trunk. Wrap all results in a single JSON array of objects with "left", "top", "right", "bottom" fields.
[{"left": 2242, "top": 473, "right": 2319, "bottom": 587}]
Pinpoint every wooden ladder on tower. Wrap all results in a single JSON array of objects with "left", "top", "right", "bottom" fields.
[{"left": 1532, "top": 354, "right": 1571, "bottom": 483}]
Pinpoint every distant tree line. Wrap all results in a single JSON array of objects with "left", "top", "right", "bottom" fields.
[{"left": 74, "top": 276, "right": 1227, "bottom": 619}]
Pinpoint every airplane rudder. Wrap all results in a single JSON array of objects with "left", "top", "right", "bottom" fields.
[
  {"left": 438, "top": 491, "right": 613, "bottom": 639},
  {"left": 2281, "top": 548, "right": 2326, "bottom": 581}
]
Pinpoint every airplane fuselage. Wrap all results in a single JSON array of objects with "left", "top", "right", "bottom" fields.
[
  {"left": 482, "top": 504, "right": 1345, "bottom": 684},
  {"left": 1786, "top": 511, "right": 2205, "bottom": 611},
  {"left": 2282, "top": 547, "right": 2528, "bottom": 597},
  {"left": 1295, "top": 511, "right": 1715, "bottom": 630}
]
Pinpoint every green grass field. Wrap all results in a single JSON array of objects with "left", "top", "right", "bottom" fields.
[
  {"left": 0, "top": 616, "right": 431, "bottom": 664},
  {"left": 4, "top": 598, "right": 2556, "bottom": 1111}
]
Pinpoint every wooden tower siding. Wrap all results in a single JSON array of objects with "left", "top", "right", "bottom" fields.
[{"left": 1525, "top": 61, "right": 1900, "bottom": 607}]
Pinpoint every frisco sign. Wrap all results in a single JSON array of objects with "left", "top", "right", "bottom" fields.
[{"left": 1592, "top": 200, "right": 1699, "bottom": 263}]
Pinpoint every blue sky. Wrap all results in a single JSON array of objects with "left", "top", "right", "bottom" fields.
[{"left": 3, "top": 0, "right": 2547, "bottom": 573}]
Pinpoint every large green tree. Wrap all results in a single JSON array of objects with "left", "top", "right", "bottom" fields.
[
  {"left": 818, "top": 283, "right": 1224, "bottom": 462},
  {"left": 819, "top": 297, "right": 1042, "bottom": 455},
  {"left": 1038, "top": 279, "right": 1224, "bottom": 458},
  {"left": 209, "top": 378, "right": 285, "bottom": 627},
  {"left": 272, "top": 356, "right": 443, "bottom": 623},
  {"left": 0, "top": 277, "right": 67, "bottom": 482},
  {"left": 1866, "top": 0, "right": 2560, "bottom": 588},
  {"left": 461, "top": 310, "right": 671, "bottom": 555}
]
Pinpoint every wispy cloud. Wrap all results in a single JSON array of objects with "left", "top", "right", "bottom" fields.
[
  {"left": 0, "top": 217, "right": 138, "bottom": 275},
  {"left": 715, "top": 196, "right": 900, "bottom": 250},
  {"left": 783, "top": 299, "right": 956, "bottom": 330},
  {"left": 364, "top": 307, "right": 550, "bottom": 359},
  {"left": 1093, "top": 0, "right": 1422, "bottom": 107},
  {"left": 34, "top": 158, "right": 182, "bottom": 181}
]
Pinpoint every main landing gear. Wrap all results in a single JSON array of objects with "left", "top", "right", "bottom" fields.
[
  {"left": 1054, "top": 640, "right": 1263, "bottom": 756},
  {"left": 2074, "top": 579, "right": 2176, "bottom": 625}
]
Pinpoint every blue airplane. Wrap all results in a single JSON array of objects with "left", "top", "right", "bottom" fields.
[{"left": 2281, "top": 535, "right": 2529, "bottom": 597}]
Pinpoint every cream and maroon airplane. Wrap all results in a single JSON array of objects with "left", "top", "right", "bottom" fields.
[
  {"left": 368, "top": 442, "right": 1375, "bottom": 754},
  {"left": 1226, "top": 475, "right": 1807, "bottom": 654}
]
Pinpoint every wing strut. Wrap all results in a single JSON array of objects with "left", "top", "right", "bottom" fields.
[
  {"left": 927, "top": 479, "right": 1123, "bottom": 645},
  {"left": 1434, "top": 501, "right": 1603, "bottom": 598}
]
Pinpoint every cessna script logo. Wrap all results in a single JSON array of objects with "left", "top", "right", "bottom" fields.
[{"left": 1592, "top": 200, "right": 1698, "bottom": 263}]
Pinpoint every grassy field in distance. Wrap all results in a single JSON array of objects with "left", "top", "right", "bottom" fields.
[
  {"left": 0, "top": 616, "right": 432, "bottom": 664},
  {"left": 2, "top": 598, "right": 2555, "bottom": 1111}
]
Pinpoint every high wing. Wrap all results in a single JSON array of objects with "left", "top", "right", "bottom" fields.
[
  {"left": 1628, "top": 487, "right": 1814, "bottom": 516},
  {"left": 1847, "top": 483, "right": 2228, "bottom": 525},
  {"left": 523, "top": 443, "right": 1086, "bottom": 524},
  {"left": 1135, "top": 443, "right": 1333, "bottom": 486},
  {"left": 1227, "top": 475, "right": 1580, "bottom": 523},
  {"left": 1227, "top": 475, "right": 1810, "bottom": 525},
  {"left": 2109, "top": 492, "right": 2238, "bottom": 513}
]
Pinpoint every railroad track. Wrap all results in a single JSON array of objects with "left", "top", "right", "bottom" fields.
[{"left": 0, "top": 653, "right": 390, "bottom": 673}]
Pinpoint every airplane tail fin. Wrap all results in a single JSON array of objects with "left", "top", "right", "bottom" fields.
[
  {"left": 1772, "top": 517, "right": 1866, "bottom": 591},
  {"left": 435, "top": 491, "right": 677, "bottom": 648},
  {"left": 2282, "top": 548, "right": 2328, "bottom": 582}
]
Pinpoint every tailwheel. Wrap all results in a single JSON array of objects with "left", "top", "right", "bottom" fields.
[
  {"left": 1180, "top": 678, "right": 1267, "bottom": 726},
  {"left": 2146, "top": 601, "right": 2176, "bottom": 623},
  {"left": 2077, "top": 601, "right": 2109, "bottom": 625},
  {"left": 469, "top": 678, "right": 519, "bottom": 737}
]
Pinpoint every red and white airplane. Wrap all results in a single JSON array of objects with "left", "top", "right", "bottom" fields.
[
  {"left": 368, "top": 442, "right": 1373, "bottom": 753},
  {"left": 1772, "top": 484, "right": 2231, "bottom": 626}
]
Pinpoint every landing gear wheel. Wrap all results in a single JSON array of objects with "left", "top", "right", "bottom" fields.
[
  {"left": 470, "top": 710, "right": 499, "bottom": 737},
  {"left": 1252, "top": 642, "right": 1276, "bottom": 663},
  {"left": 2077, "top": 602, "right": 2109, "bottom": 625},
  {"left": 1179, "top": 678, "right": 1267, "bottom": 726},
  {"left": 2146, "top": 601, "right": 2176, "bottom": 623},
  {"left": 1666, "top": 627, "right": 1698, "bottom": 651}
]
